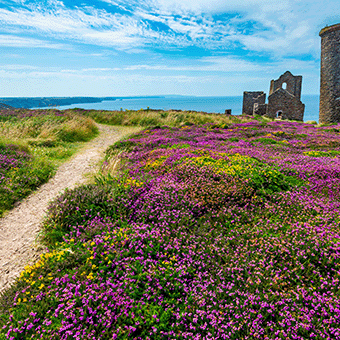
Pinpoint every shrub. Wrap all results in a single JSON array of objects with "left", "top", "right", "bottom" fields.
[
  {"left": 42, "top": 183, "right": 130, "bottom": 246},
  {"left": 255, "top": 137, "right": 278, "bottom": 144}
]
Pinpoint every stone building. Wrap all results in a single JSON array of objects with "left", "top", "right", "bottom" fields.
[
  {"left": 266, "top": 71, "right": 305, "bottom": 121},
  {"left": 242, "top": 91, "right": 266, "bottom": 116},
  {"left": 319, "top": 23, "right": 340, "bottom": 124},
  {"left": 242, "top": 71, "right": 305, "bottom": 121}
]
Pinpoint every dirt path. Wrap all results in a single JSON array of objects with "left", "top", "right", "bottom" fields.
[{"left": 0, "top": 124, "right": 132, "bottom": 294}]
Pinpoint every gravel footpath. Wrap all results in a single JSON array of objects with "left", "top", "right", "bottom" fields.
[{"left": 0, "top": 124, "right": 124, "bottom": 294}]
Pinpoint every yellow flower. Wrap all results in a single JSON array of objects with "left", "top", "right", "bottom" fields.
[{"left": 86, "top": 272, "right": 94, "bottom": 280}]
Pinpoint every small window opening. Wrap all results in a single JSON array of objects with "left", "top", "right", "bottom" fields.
[
  {"left": 276, "top": 110, "right": 283, "bottom": 118},
  {"left": 282, "top": 82, "right": 287, "bottom": 90}
]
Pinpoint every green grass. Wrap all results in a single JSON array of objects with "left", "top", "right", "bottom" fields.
[
  {"left": 0, "top": 110, "right": 99, "bottom": 217},
  {"left": 66, "top": 107, "right": 247, "bottom": 127}
]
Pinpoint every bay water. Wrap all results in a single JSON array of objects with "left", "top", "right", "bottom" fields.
[{"left": 36, "top": 95, "right": 320, "bottom": 123}]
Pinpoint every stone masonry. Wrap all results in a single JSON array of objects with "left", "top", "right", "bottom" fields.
[
  {"left": 266, "top": 88, "right": 305, "bottom": 120},
  {"left": 242, "top": 91, "right": 266, "bottom": 116},
  {"left": 242, "top": 71, "right": 305, "bottom": 121},
  {"left": 269, "top": 71, "right": 302, "bottom": 100},
  {"left": 253, "top": 103, "right": 267, "bottom": 116},
  {"left": 266, "top": 71, "right": 305, "bottom": 121},
  {"left": 319, "top": 23, "right": 340, "bottom": 124}
]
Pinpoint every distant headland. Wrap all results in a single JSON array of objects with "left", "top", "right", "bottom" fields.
[{"left": 0, "top": 96, "right": 164, "bottom": 109}]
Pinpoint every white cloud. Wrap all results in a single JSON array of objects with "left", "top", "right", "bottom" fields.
[
  {"left": 134, "top": 0, "right": 340, "bottom": 56},
  {"left": 3, "top": 54, "right": 314, "bottom": 75},
  {"left": 0, "top": 56, "right": 320, "bottom": 97},
  {"left": 233, "top": 1, "right": 340, "bottom": 56},
  {"left": 2, "top": 64, "right": 38, "bottom": 70},
  {"left": 0, "top": 66, "right": 246, "bottom": 96},
  {"left": 122, "top": 56, "right": 263, "bottom": 72},
  {"left": 1, "top": 0, "right": 339, "bottom": 60},
  {"left": 82, "top": 30, "right": 141, "bottom": 48},
  {"left": 0, "top": 5, "right": 145, "bottom": 49},
  {"left": 152, "top": 0, "right": 276, "bottom": 14},
  {"left": 0, "top": 34, "right": 65, "bottom": 48},
  {"left": 119, "top": 52, "right": 317, "bottom": 73}
]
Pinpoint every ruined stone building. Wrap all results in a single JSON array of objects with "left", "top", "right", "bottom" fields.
[
  {"left": 242, "top": 91, "right": 266, "bottom": 116},
  {"left": 242, "top": 71, "right": 305, "bottom": 121},
  {"left": 319, "top": 23, "right": 340, "bottom": 124},
  {"left": 266, "top": 71, "right": 305, "bottom": 120}
]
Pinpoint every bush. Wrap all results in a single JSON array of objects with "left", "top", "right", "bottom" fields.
[
  {"left": 42, "top": 183, "right": 130, "bottom": 246},
  {"left": 255, "top": 137, "right": 278, "bottom": 144}
]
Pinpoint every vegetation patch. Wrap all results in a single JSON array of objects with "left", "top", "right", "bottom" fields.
[
  {"left": 0, "top": 142, "right": 53, "bottom": 217},
  {"left": 0, "top": 109, "right": 98, "bottom": 216},
  {"left": 66, "top": 107, "right": 241, "bottom": 128},
  {"left": 2, "top": 118, "right": 340, "bottom": 339}
]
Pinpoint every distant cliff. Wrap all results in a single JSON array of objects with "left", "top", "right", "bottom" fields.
[
  {"left": 0, "top": 97, "right": 111, "bottom": 109},
  {"left": 0, "top": 96, "right": 163, "bottom": 109}
]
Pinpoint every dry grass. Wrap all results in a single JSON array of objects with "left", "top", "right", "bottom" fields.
[
  {"left": 0, "top": 112, "right": 98, "bottom": 143},
  {"left": 72, "top": 108, "right": 252, "bottom": 127},
  {"left": 109, "top": 125, "right": 144, "bottom": 135},
  {"left": 98, "top": 126, "right": 143, "bottom": 177}
]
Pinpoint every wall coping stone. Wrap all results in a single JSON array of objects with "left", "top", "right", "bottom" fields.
[{"left": 320, "top": 23, "right": 340, "bottom": 37}]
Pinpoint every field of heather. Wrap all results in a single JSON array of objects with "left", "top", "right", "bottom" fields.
[{"left": 1, "top": 117, "right": 340, "bottom": 339}]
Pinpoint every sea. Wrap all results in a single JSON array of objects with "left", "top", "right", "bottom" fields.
[{"left": 35, "top": 95, "right": 320, "bottom": 123}]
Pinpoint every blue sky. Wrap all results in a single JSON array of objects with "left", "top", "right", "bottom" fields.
[{"left": 0, "top": 0, "right": 339, "bottom": 97}]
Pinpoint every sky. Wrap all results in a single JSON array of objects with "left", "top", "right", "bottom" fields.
[{"left": 0, "top": 0, "right": 339, "bottom": 97}]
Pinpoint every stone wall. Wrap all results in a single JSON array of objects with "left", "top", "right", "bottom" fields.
[
  {"left": 269, "top": 71, "right": 302, "bottom": 100},
  {"left": 319, "top": 23, "right": 340, "bottom": 124},
  {"left": 241, "top": 71, "right": 304, "bottom": 121},
  {"left": 242, "top": 91, "right": 266, "bottom": 115},
  {"left": 267, "top": 88, "right": 305, "bottom": 121},
  {"left": 253, "top": 103, "right": 267, "bottom": 116}
]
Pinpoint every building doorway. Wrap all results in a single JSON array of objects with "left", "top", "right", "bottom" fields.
[{"left": 276, "top": 110, "right": 283, "bottom": 119}]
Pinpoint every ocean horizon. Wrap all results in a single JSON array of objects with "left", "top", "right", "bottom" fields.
[{"left": 33, "top": 94, "right": 320, "bottom": 123}]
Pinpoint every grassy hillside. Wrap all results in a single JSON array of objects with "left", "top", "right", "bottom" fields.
[
  {"left": 0, "top": 109, "right": 98, "bottom": 217},
  {"left": 1, "top": 117, "right": 340, "bottom": 339},
  {"left": 66, "top": 107, "right": 247, "bottom": 127}
]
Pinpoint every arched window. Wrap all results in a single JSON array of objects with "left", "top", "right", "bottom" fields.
[
  {"left": 282, "top": 82, "right": 287, "bottom": 90},
  {"left": 276, "top": 110, "right": 283, "bottom": 118}
]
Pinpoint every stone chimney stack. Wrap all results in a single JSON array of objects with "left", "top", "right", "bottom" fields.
[{"left": 319, "top": 23, "right": 340, "bottom": 124}]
